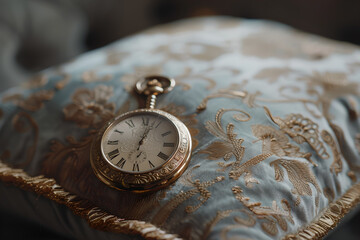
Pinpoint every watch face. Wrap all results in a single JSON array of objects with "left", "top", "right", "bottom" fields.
[{"left": 101, "top": 112, "right": 180, "bottom": 173}]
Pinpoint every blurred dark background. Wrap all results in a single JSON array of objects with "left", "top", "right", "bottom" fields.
[
  {"left": 1, "top": 0, "right": 360, "bottom": 239},
  {"left": 83, "top": 0, "right": 360, "bottom": 51},
  {"left": 0, "top": 0, "right": 360, "bottom": 91}
]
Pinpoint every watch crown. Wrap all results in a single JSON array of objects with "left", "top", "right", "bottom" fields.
[
  {"left": 135, "top": 75, "right": 176, "bottom": 109},
  {"left": 135, "top": 75, "right": 175, "bottom": 95},
  {"left": 143, "top": 79, "right": 164, "bottom": 95}
]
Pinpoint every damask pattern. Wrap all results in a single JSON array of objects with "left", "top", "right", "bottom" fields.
[
  {"left": 2, "top": 89, "right": 54, "bottom": 112},
  {"left": 63, "top": 85, "right": 115, "bottom": 128},
  {"left": 0, "top": 16, "right": 360, "bottom": 240}
]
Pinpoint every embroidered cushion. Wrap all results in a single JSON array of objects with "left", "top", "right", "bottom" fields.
[{"left": 1, "top": 16, "right": 360, "bottom": 240}]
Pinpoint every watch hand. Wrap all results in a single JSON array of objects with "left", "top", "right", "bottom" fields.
[
  {"left": 136, "top": 151, "right": 142, "bottom": 158},
  {"left": 137, "top": 128, "right": 149, "bottom": 150},
  {"left": 137, "top": 119, "right": 157, "bottom": 149},
  {"left": 137, "top": 138, "right": 144, "bottom": 150}
]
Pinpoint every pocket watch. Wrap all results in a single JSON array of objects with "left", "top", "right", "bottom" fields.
[{"left": 90, "top": 76, "right": 192, "bottom": 193}]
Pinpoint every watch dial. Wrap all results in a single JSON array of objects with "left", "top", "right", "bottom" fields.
[{"left": 101, "top": 112, "right": 179, "bottom": 173}]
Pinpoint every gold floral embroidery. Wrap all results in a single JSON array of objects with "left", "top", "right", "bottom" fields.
[
  {"left": 176, "top": 67, "right": 240, "bottom": 91},
  {"left": 201, "top": 210, "right": 234, "bottom": 240},
  {"left": 327, "top": 123, "right": 360, "bottom": 183},
  {"left": 0, "top": 161, "right": 179, "bottom": 240},
  {"left": 55, "top": 73, "right": 70, "bottom": 90},
  {"left": 197, "top": 82, "right": 251, "bottom": 112},
  {"left": 43, "top": 92, "right": 127, "bottom": 195},
  {"left": 82, "top": 71, "right": 112, "bottom": 83},
  {"left": 199, "top": 70, "right": 359, "bottom": 125},
  {"left": 321, "top": 130, "right": 343, "bottom": 175},
  {"left": 152, "top": 42, "right": 226, "bottom": 62},
  {"left": 265, "top": 108, "right": 329, "bottom": 160},
  {"left": 228, "top": 153, "right": 272, "bottom": 186},
  {"left": 342, "top": 96, "right": 359, "bottom": 120},
  {"left": 356, "top": 133, "right": 360, "bottom": 153},
  {"left": 270, "top": 159, "right": 321, "bottom": 207},
  {"left": 11, "top": 112, "right": 39, "bottom": 168},
  {"left": 43, "top": 132, "right": 97, "bottom": 192},
  {"left": 323, "top": 187, "right": 335, "bottom": 203},
  {"left": 220, "top": 210, "right": 256, "bottom": 240},
  {"left": 105, "top": 49, "right": 129, "bottom": 65},
  {"left": 233, "top": 212, "right": 257, "bottom": 228},
  {"left": 242, "top": 28, "right": 355, "bottom": 60},
  {"left": 348, "top": 171, "right": 357, "bottom": 183},
  {"left": 299, "top": 71, "right": 358, "bottom": 119},
  {"left": 151, "top": 165, "right": 225, "bottom": 227},
  {"left": 199, "top": 108, "right": 248, "bottom": 164},
  {"left": 254, "top": 68, "right": 293, "bottom": 83},
  {"left": 63, "top": 85, "right": 115, "bottom": 129},
  {"left": 176, "top": 67, "right": 216, "bottom": 90},
  {"left": 249, "top": 71, "right": 359, "bottom": 120},
  {"left": 200, "top": 108, "right": 271, "bottom": 187},
  {"left": 21, "top": 74, "right": 48, "bottom": 89},
  {"left": 252, "top": 124, "right": 314, "bottom": 165},
  {"left": 232, "top": 186, "right": 293, "bottom": 236},
  {"left": 196, "top": 83, "right": 310, "bottom": 115},
  {"left": 2, "top": 90, "right": 55, "bottom": 112}
]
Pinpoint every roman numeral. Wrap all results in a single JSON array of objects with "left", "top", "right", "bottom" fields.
[
  {"left": 161, "top": 131, "right": 171, "bottom": 137},
  {"left": 163, "top": 142, "right": 175, "bottom": 147},
  {"left": 107, "top": 140, "right": 119, "bottom": 145},
  {"left": 125, "top": 120, "right": 135, "bottom": 128},
  {"left": 157, "top": 152, "right": 169, "bottom": 161},
  {"left": 108, "top": 149, "right": 119, "bottom": 160},
  {"left": 149, "top": 161, "right": 155, "bottom": 169},
  {"left": 115, "top": 129, "right": 123, "bottom": 134},
  {"left": 133, "top": 163, "right": 140, "bottom": 172},
  {"left": 116, "top": 158, "right": 126, "bottom": 168},
  {"left": 142, "top": 117, "right": 149, "bottom": 126}
]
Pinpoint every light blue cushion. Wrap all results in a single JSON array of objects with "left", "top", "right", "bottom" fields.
[{"left": 1, "top": 17, "right": 360, "bottom": 240}]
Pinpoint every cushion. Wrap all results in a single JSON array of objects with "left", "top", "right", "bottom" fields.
[{"left": 1, "top": 16, "right": 360, "bottom": 240}]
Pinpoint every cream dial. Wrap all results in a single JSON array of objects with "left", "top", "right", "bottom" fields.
[{"left": 101, "top": 112, "right": 179, "bottom": 173}]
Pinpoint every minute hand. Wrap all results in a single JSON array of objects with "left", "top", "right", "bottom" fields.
[
  {"left": 138, "top": 121, "right": 156, "bottom": 148},
  {"left": 138, "top": 128, "right": 151, "bottom": 146}
]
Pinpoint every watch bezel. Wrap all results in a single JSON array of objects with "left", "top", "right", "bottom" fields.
[{"left": 90, "top": 108, "right": 192, "bottom": 193}]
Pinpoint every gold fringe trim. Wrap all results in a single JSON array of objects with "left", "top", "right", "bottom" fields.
[
  {"left": 0, "top": 161, "right": 181, "bottom": 240},
  {"left": 283, "top": 181, "right": 360, "bottom": 240},
  {"left": 3, "top": 157, "right": 360, "bottom": 240}
]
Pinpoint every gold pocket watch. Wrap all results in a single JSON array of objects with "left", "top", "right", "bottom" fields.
[{"left": 90, "top": 76, "right": 192, "bottom": 193}]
